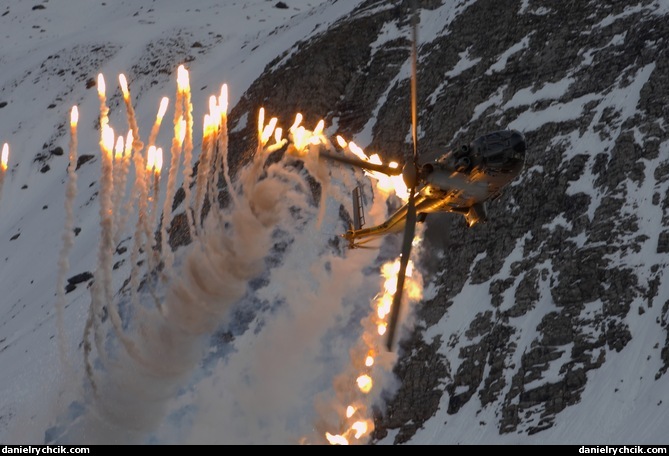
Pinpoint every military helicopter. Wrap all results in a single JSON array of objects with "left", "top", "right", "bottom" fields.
[{"left": 319, "top": 4, "right": 527, "bottom": 351}]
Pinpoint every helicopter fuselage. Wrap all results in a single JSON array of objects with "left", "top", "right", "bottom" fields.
[{"left": 344, "top": 129, "right": 526, "bottom": 246}]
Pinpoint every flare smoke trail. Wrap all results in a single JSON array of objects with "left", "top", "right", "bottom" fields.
[
  {"left": 193, "top": 112, "right": 213, "bottom": 230},
  {"left": 314, "top": 227, "right": 426, "bottom": 445},
  {"left": 218, "top": 85, "right": 240, "bottom": 209},
  {"left": 54, "top": 107, "right": 79, "bottom": 370},
  {"left": 83, "top": 79, "right": 115, "bottom": 392},
  {"left": 160, "top": 66, "right": 186, "bottom": 277},
  {"left": 179, "top": 72, "right": 197, "bottom": 238},
  {"left": 46, "top": 63, "right": 403, "bottom": 444},
  {"left": 53, "top": 112, "right": 349, "bottom": 444},
  {"left": 113, "top": 131, "right": 134, "bottom": 246}
]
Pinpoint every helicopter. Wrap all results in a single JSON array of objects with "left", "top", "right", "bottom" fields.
[{"left": 319, "top": 4, "right": 527, "bottom": 351}]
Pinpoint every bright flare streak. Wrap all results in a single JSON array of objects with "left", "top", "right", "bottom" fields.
[
  {"left": 313, "top": 119, "right": 325, "bottom": 136},
  {"left": 291, "top": 126, "right": 309, "bottom": 152},
  {"left": 290, "top": 112, "right": 302, "bottom": 131},
  {"left": 383, "top": 258, "right": 401, "bottom": 276},
  {"left": 336, "top": 135, "right": 347, "bottom": 149},
  {"left": 157, "top": 96, "right": 169, "bottom": 120},
  {"left": 175, "top": 116, "right": 186, "bottom": 146},
  {"left": 118, "top": 74, "right": 129, "bottom": 99},
  {"left": 219, "top": 84, "right": 228, "bottom": 116},
  {"left": 348, "top": 141, "right": 367, "bottom": 161},
  {"left": 377, "top": 294, "right": 392, "bottom": 319},
  {"left": 203, "top": 114, "right": 213, "bottom": 137},
  {"left": 257, "top": 107, "right": 265, "bottom": 138},
  {"left": 1, "top": 143, "right": 8, "bottom": 171},
  {"left": 377, "top": 322, "right": 387, "bottom": 336},
  {"left": 177, "top": 65, "right": 189, "bottom": 92},
  {"left": 346, "top": 406, "right": 356, "bottom": 418},
  {"left": 70, "top": 106, "right": 78, "bottom": 127},
  {"left": 261, "top": 117, "right": 277, "bottom": 146},
  {"left": 356, "top": 375, "right": 373, "bottom": 394},
  {"left": 114, "top": 136, "right": 125, "bottom": 160},
  {"left": 146, "top": 145, "right": 156, "bottom": 171},
  {"left": 154, "top": 148, "right": 163, "bottom": 174},
  {"left": 97, "top": 73, "right": 105, "bottom": 97},
  {"left": 125, "top": 130, "right": 133, "bottom": 156},
  {"left": 208, "top": 96, "right": 219, "bottom": 120},
  {"left": 343, "top": 139, "right": 410, "bottom": 200},
  {"left": 391, "top": 175, "right": 409, "bottom": 200},
  {"left": 101, "top": 125, "right": 115, "bottom": 157},
  {"left": 325, "top": 433, "right": 348, "bottom": 445},
  {"left": 274, "top": 127, "right": 283, "bottom": 144}
]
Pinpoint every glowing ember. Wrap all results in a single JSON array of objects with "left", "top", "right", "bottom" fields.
[
  {"left": 1, "top": 143, "right": 8, "bottom": 171},
  {"left": 336, "top": 135, "right": 347, "bottom": 149},
  {"left": 364, "top": 354, "right": 374, "bottom": 367},
  {"left": 346, "top": 405, "right": 356, "bottom": 418},
  {"left": 351, "top": 421, "right": 368, "bottom": 439},
  {"left": 356, "top": 374, "right": 373, "bottom": 393}
]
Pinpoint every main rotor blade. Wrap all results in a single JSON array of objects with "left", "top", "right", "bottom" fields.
[
  {"left": 319, "top": 150, "right": 403, "bottom": 176},
  {"left": 386, "top": 187, "right": 417, "bottom": 351},
  {"left": 410, "top": 1, "right": 419, "bottom": 166}
]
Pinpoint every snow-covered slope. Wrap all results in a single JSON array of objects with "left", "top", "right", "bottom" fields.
[{"left": 1, "top": 0, "right": 668, "bottom": 446}]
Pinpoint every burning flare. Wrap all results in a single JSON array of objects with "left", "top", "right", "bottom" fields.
[{"left": 0, "top": 143, "right": 8, "bottom": 172}]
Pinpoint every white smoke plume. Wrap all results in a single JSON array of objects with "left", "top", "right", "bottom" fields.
[{"left": 48, "top": 95, "right": 381, "bottom": 444}]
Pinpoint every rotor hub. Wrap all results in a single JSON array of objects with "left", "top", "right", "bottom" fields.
[{"left": 402, "top": 162, "right": 419, "bottom": 189}]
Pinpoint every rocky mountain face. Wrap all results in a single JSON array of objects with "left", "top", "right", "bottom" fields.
[{"left": 219, "top": 0, "right": 669, "bottom": 443}]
